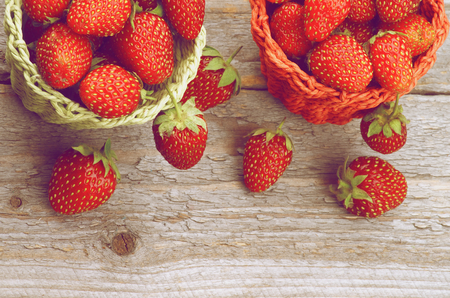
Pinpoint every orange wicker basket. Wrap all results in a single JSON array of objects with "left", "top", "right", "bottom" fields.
[{"left": 249, "top": 0, "right": 449, "bottom": 125}]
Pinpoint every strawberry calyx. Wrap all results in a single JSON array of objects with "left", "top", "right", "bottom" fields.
[
  {"left": 72, "top": 138, "right": 121, "bottom": 182},
  {"left": 154, "top": 86, "right": 206, "bottom": 137},
  {"left": 368, "top": 30, "right": 408, "bottom": 45},
  {"left": 329, "top": 157, "right": 372, "bottom": 208},
  {"left": 247, "top": 118, "right": 293, "bottom": 152},
  {"left": 203, "top": 45, "right": 243, "bottom": 96},
  {"left": 130, "top": 0, "right": 163, "bottom": 31},
  {"left": 362, "top": 93, "right": 410, "bottom": 138}
]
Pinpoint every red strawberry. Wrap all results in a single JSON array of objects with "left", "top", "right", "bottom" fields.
[
  {"left": 243, "top": 119, "right": 293, "bottom": 192},
  {"left": 67, "top": 0, "right": 131, "bottom": 37},
  {"left": 309, "top": 34, "right": 373, "bottom": 93},
  {"left": 79, "top": 64, "right": 153, "bottom": 118},
  {"left": 376, "top": 0, "right": 412, "bottom": 23},
  {"left": 410, "top": 0, "right": 422, "bottom": 13},
  {"left": 180, "top": 46, "right": 242, "bottom": 112},
  {"left": 303, "top": 0, "right": 351, "bottom": 42},
  {"left": 161, "top": 0, "right": 205, "bottom": 40},
  {"left": 22, "top": 0, "right": 70, "bottom": 23},
  {"left": 135, "top": 0, "right": 158, "bottom": 11},
  {"left": 111, "top": 9, "right": 174, "bottom": 85},
  {"left": 269, "top": 2, "right": 313, "bottom": 59},
  {"left": 369, "top": 31, "right": 413, "bottom": 92},
  {"left": 267, "top": 0, "right": 291, "bottom": 3},
  {"left": 360, "top": 94, "right": 410, "bottom": 154},
  {"left": 36, "top": 22, "right": 93, "bottom": 89},
  {"left": 338, "top": 19, "right": 376, "bottom": 45},
  {"left": 153, "top": 88, "right": 208, "bottom": 170},
  {"left": 330, "top": 156, "right": 407, "bottom": 218},
  {"left": 381, "top": 13, "right": 436, "bottom": 57},
  {"left": 48, "top": 139, "right": 121, "bottom": 215},
  {"left": 348, "top": 0, "right": 377, "bottom": 23}
]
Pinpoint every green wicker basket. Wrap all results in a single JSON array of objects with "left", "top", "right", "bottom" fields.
[{"left": 4, "top": 0, "right": 207, "bottom": 130}]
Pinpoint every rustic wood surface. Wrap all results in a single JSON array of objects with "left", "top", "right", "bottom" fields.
[{"left": 1, "top": 0, "right": 450, "bottom": 297}]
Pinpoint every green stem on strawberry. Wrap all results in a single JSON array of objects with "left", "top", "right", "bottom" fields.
[
  {"left": 226, "top": 46, "right": 243, "bottom": 65},
  {"left": 247, "top": 118, "right": 293, "bottom": 152},
  {"left": 165, "top": 84, "right": 182, "bottom": 120},
  {"left": 387, "top": 93, "right": 400, "bottom": 122}
]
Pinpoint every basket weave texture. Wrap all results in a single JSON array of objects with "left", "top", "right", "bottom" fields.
[
  {"left": 4, "top": 0, "right": 207, "bottom": 130},
  {"left": 250, "top": 0, "right": 449, "bottom": 125}
]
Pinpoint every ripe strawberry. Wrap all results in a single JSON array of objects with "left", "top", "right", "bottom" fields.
[
  {"left": 348, "top": 0, "right": 376, "bottom": 23},
  {"left": 376, "top": 0, "right": 412, "bottom": 23},
  {"left": 360, "top": 94, "right": 410, "bottom": 154},
  {"left": 309, "top": 34, "right": 373, "bottom": 93},
  {"left": 180, "top": 46, "right": 242, "bottom": 112},
  {"left": 48, "top": 139, "right": 121, "bottom": 215},
  {"left": 79, "top": 64, "right": 153, "bottom": 118},
  {"left": 410, "top": 0, "right": 422, "bottom": 13},
  {"left": 269, "top": 2, "right": 313, "bottom": 59},
  {"left": 67, "top": 0, "right": 131, "bottom": 37},
  {"left": 111, "top": 10, "right": 174, "bottom": 85},
  {"left": 369, "top": 31, "right": 413, "bottom": 92},
  {"left": 135, "top": 0, "right": 158, "bottom": 11},
  {"left": 303, "top": 0, "right": 351, "bottom": 42},
  {"left": 381, "top": 13, "right": 436, "bottom": 57},
  {"left": 161, "top": 0, "right": 205, "bottom": 40},
  {"left": 330, "top": 156, "right": 407, "bottom": 218},
  {"left": 267, "top": 0, "right": 290, "bottom": 3},
  {"left": 243, "top": 119, "right": 293, "bottom": 192},
  {"left": 22, "top": 0, "right": 70, "bottom": 23},
  {"left": 338, "top": 19, "right": 376, "bottom": 45},
  {"left": 36, "top": 22, "right": 93, "bottom": 89},
  {"left": 153, "top": 89, "right": 208, "bottom": 170}
]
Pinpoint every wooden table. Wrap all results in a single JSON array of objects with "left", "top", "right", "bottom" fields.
[{"left": 1, "top": 1, "right": 450, "bottom": 297}]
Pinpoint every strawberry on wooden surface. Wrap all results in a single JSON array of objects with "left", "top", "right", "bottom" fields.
[
  {"left": 48, "top": 139, "right": 121, "bottom": 215},
  {"left": 303, "top": 0, "right": 351, "bottom": 42},
  {"left": 360, "top": 94, "right": 410, "bottom": 154},
  {"left": 330, "top": 156, "right": 407, "bottom": 218},
  {"left": 180, "top": 45, "right": 242, "bottom": 112},
  {"left": 79, "top": 64, "right": 153, "bottom": 119},
  {"left": 111, "top": 6, "right": 174, "bottom": 86},
  {"left": 153, "top": 87, "right": 208, "bottom": 170},
  {"left": 269, "top": 2, "right": 313, "bottom": 59},
  {"left": 67, "top": 0, "right": 131, "bottom": 37},
  {"left": 308, "top": 34, "right": 373, "bottom": 93},
  {"left": 22, "top": 0, "right": 70, "bottom": 23},
  {"left": 36, "top": 22, "right": 93, "bottom": 90},
  {"left": 369, "top": 31, "right": 413, "bottom": 92},
  {"left": 243, "top": 119, "right": 293, "bottom": 193},
  {"left": 161, "top": 0, "right": 205, "bottom": 40}
]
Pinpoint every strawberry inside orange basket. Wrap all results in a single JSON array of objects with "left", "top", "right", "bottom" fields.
[{"left": 249, "top": 0, "right": 449, "bottom": 125}]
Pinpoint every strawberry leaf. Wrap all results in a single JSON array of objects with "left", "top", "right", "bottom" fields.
[
  {"left": 73, "top": 144, "right": 94, "bottom": 157},
  {"left": 383, "top": 123, "right": 393, "bottom": 138},
  {"left": 389, "top": 119, "right": 402, "bottom": 135},
  {"left": 351, "top": 174, "right": 368, "bottom": 188},
  {"left": 367, "top": 120, "right": 383, "bottom": 137},
  {"left": 204, "top": 57, "right": 226, "bottom": 71},
  {"left": 202, "top": 45, "right": 222, "bottom": 57},
  {"left": 352, "top": 187, "right": 372, "bottom": 202},
  {"left": 218, "top": 66, "right": 238, "bottom": 88}
]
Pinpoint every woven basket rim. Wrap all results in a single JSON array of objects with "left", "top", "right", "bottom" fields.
[
  {"left": 4, "top": 0, "right": 207, "bottom": 130},
  {"left": 249, "top": 0, "right": 450, "bottom": 124}
]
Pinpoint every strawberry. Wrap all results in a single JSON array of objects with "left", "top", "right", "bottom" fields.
[
  {"left": 269, "top": 2, "right": 313, "bottom": 59},
  {"left": 337, "top": 19, "right": 376, "bottom": 45},
  {"left": 161, "top": 0, "right": 205, "bottom": 40},
  {"left": 303, "top": 0, "right": 351, "bottom": 42},
  {"left": 330, "top": 156, "right": 407, "bottom": 218},
  {"left": 376, "top": 0, "right": 412, "bottom": 23},
  {"left": 111, "top": 8, "right": 174, "bottom": 86},
  {"left": 22, "top": 0, "right": 70, "bottom": 23},
  {"left": 135, "top": 0, "right": 158, "bottom": 11},
  {"left": 348, "top": 0, "right": 377, "bottom": 23},
  {"left": 309, "top": 34, "right": 373, "bottom": 93},
  {"left": 36, "top": 22, "right": 93, "bottom": 89},
  {"left": 180, "top": 46, "right": 242, "bottom": 112},
  {"left": 153, "top": 87, "right": 208, "bottom": 170},
  {"left": 381, "top": 13, "right": 436, "bottom": 57},
  {"left": 48, "top": 139, "right": 121, "bottom": 215},
  {"left": 369, "top": 31, "right": 413, "bottom": 92},
  {"left": 67, "top": 0, "right": 131, "bottom": 37},
  {"left": 267, "top": 0, "right": 291, "bottom": 3},
  {"left": 243, "top": 119, "right": 293, "bottom": 192},
  {"left": 410, "top": 0, "right": 422, "bottom": 13},
  {"left": 360, "top": 94, "right": 410, "bottom": 154},
  {"left": 79, "top": 64, "right": 154, "bottom": 118}
]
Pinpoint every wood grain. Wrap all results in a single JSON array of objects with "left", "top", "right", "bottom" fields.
[{"left": 1, "top": 0, "right": 450, "bottom": 297}]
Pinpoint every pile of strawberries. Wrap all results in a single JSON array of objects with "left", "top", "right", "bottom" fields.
[{"left": 267, "top": 0, "right": 436, "bottom": 94}]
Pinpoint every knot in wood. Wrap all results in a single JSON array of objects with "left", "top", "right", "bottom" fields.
[
  {"left": 111, "top": 232, "right": 137, "bottom": 256},
  {"left": 10, "top": 196, "right": 22, "bottom": 208}
]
